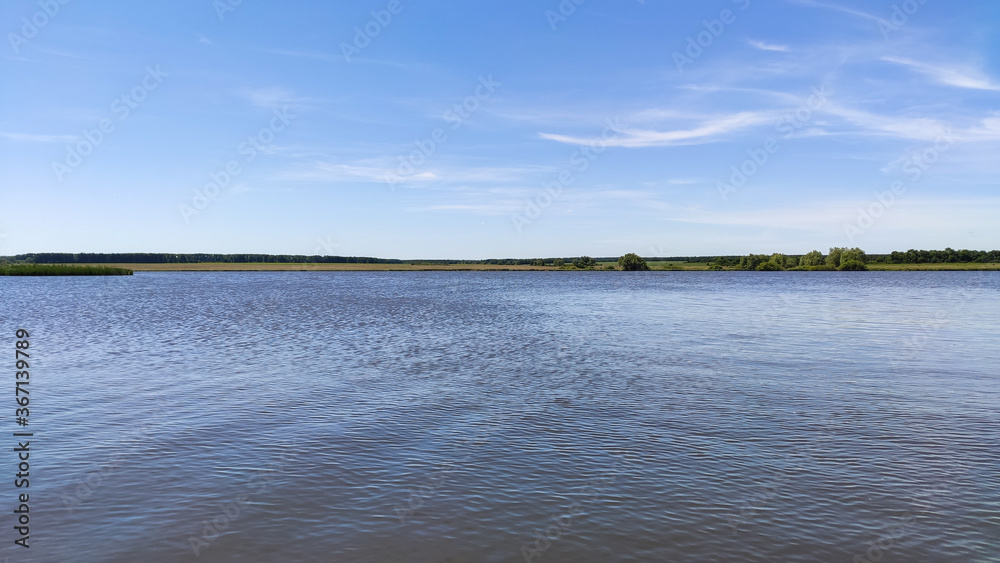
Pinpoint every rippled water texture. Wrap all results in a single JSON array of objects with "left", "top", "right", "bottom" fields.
[{"left": 1, "top": 271, "right": 998, "bottom": 562}]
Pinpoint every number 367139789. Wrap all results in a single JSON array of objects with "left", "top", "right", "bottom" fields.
[{"left": 16, "top": 330, "right": 30, "bottom": 419}]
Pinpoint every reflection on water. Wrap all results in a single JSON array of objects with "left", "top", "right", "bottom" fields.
[{"left": 1, "top": 271, "right": 998, "bottom": 562}]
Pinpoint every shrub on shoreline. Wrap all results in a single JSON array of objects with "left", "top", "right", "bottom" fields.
[{"left": 618, "top": 253, "right": 650, "bottom": 271}]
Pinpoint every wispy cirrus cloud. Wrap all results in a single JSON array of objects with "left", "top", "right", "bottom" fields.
[
  {"left": 540, "top": 111, "right": 776, "bottom": 148},
  {"left": 259, "top": 48, "right": 341, "bottom": 62},
  {"left": 749, "top": 40, "right": 789, "bottom": 52},
  {"left": 237, "top": 87, "right": 307, "bottom": 108},
  {"left": 420, "top": 203, "right": 521, "bottom": 215},
  {"left": 275, "top": 160, "right": 549, "bottom": 186},
  {"left": 258, "top": 47, "right": 425, "bottom": 71},
  {"left": 822, "top": 103, "right": 952, "bottom": 142},
  {"left": 0, "top": 131, "right": 78, "bottom": 143},
  {"left": 882, "top": 57, "right": 1000, "bottom": 91},
  {"left": 963, "top": 114, "right": 1000, "bottom": 142},
  {"left": 786, "top": 0, "right": 881, "bottom": 22},
  {"left": 283, "top": 162, "right": 424, "bottom": 183}
]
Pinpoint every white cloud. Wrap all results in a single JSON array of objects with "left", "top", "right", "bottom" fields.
[
  {"left": 882, "top": 57, "right": 1000, "bottom": 91},
  {"left": 822, "top": 103, "right": 951, "bottom": 141},
  {"left": 275, "top": 160, "right": 547, "bottom": 186},
  {"left": 0, "top": 132, "right": 77, "bottom": 143},
  {"left": 820, "top": 102, "right": 1000, "bottom": 144},
  {"left": 276, "top": 162, "right": 405, "bottom": 183},
  {"left": 749, "top": 40, "right": 788, "bottom": 52},
  {"left": 259, "top": 47, "right": 423, "bottom": 70},
  {"left": 421, "top": 203, "right": 519, "bottom": 215},
  {"left": 669, "top": 198, "right": 1000, "bottom": 242},
  {"left": 786, "top": 0, "right": 881, "bottom": 22},
  {"left": 238, "top": 87, "right": 302, "bottom": 109},
  {"left": 965, "top": 115, "right": 1000, "bottom": 141},
  {"left": 540, "top": 112, "right": 776, "bottom": 148},
  {"left": 260, "top": 48, "right": 340, "bottom": 62}
]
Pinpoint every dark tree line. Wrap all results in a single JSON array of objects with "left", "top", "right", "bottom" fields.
[
  {"left": 9, "top": 253, "right": 402, "bottom": 264},
  {"left": 6, "top": 254, "right": 581, "bottom": 266},
  {"left": 871, "top": 249, "right": 1000, "bottom": 264},
  {"left": 4, "top": 249, "right": 997, "bottom": 266},
  {"left": 729, "top": 247, "right": 1000, "bottom": 271}
]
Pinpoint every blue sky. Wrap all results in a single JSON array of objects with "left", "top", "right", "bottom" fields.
[{"left": 2, "top": 0, "right": 998, "bottom": 258}]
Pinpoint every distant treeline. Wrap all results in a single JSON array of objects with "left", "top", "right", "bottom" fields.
[
  {"left": 5, "top": 253, "right": 573, "bottom": 266},
  {"left": 871, "top": 249, "right": 1000, "bottom": 264},
  {"left": 727, "top": 247, "right": 1000, "bottom": 272},
  {"left": 2, "top": 249, "right": 998, "bottom": 266},
  {"left": 6, "top": 253, "right": 403, "bottom": 264},
  {"left": 717, "top": 249, "right": 1000, "bottom": 268}
]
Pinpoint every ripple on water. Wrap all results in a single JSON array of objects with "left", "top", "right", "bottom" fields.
[{"left": 0, "top": 271, "right": 997, "bottom": 561}]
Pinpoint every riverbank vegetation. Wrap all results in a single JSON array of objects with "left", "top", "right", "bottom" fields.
[
  {"left": 734, "top": 247, "right": 870, "bottom": 271},
  {"left": 618, "top": 253, "right": 650, "bottom": 271},
  {"left": 2, "top": 249, "right": 996, "bottom": 272},
  {"left": 0, "top": 264, "right": 133, "bottom": 276},
  {"left": 724, "top": 247, "right": 1000, "bottom": 271}
]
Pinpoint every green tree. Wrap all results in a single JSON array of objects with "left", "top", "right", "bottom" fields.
[
  {"left": 618, "top": 253, "right": 649, "bottom": 271},
  {"left": 840, "top": 260, "right": 869, "bottom": 271},
  {"left": 841, "top": 247, "right": 867, "bottom": 264},
  {"left": 553, "top": 259, "right": 566, "bottom": 267},
  {"left": 756, "top": 262, "right": 782, "bottom": 271},
  {"left": 739, "top": 254, "right": 769, "bottom": 270},
  {"left": 573, "top": 256, "right": 597, "bottom": 269},
  {"left": 827, "top": 247, "right": 846, "bottom": 268},
  {"left": 801, "top": 250, "right": 824, "bottom": 266},
  {"left": 769, "top": 253, "right": 789, "bottom": 269}
]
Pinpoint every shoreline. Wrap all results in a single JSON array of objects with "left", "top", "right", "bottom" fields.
[{"left": 39, "top": 262, "right": 1000, "bottom": 272}]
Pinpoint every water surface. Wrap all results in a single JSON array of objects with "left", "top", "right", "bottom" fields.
[{"left": 1, "top": 271, "right": 998, "bottom": 562}]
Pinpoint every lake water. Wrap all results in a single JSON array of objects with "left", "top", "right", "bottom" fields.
[{"left": 1, "top": 271, "right": 998, "bottom": 562}]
